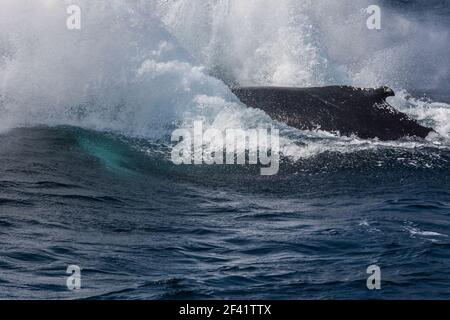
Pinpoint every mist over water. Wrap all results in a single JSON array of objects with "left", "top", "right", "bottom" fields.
[
  {"left": 0, "top": 1, "right": 247, "bottom": 138},
  {"left": 153, "top": 0, "right": 450, "bottom": 90}
]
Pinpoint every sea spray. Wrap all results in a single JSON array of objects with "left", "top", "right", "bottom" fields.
[{"left": 0, "top": 0, "right": 449, "bottom": 158}]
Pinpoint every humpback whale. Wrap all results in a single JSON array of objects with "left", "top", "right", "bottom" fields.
[{"left": 232, "top": 86, "right": 434, "bottom": 141}]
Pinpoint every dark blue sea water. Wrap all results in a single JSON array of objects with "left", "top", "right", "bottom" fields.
[
  {"left": 0, "top": 0, "right": 449, "bottom": 299},
  {"left": 1, "top": 124, "right": 449, "bottom": 299}
]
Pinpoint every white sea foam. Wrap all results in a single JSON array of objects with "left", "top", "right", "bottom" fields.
[
  {"left": 405, "top": 227, "right": 447, "bottom": 238},
  {"left": 389, "top": 91, "right": 450, "bottom": 139}
]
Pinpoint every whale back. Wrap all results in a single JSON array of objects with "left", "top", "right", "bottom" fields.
[{"left": 231, "top": 86, "right": 433, "bottom": 140}]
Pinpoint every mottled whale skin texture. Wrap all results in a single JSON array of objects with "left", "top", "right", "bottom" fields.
[{"left": 232, "top": 86, "right": 434, "bottom": 141}]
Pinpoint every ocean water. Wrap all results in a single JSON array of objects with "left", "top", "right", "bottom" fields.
[{"left": 0, "top": 0, "right": 449, "bottom": 299}]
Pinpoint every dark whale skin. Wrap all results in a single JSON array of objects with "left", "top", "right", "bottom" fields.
[{"left": 232, "top": 86, "right": 434, "bottom": 141}]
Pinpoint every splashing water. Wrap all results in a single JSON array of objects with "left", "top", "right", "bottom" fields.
[
  {"left": 1, "top": 0, "right": 450, "bottom": 301},
  {"left": 0, "top": 0, "right": 449, "bottom": 156}
]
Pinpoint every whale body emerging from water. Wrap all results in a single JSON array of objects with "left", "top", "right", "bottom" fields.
[{"left": 231, "top": 86, "right": 433, "bottom": 141}]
